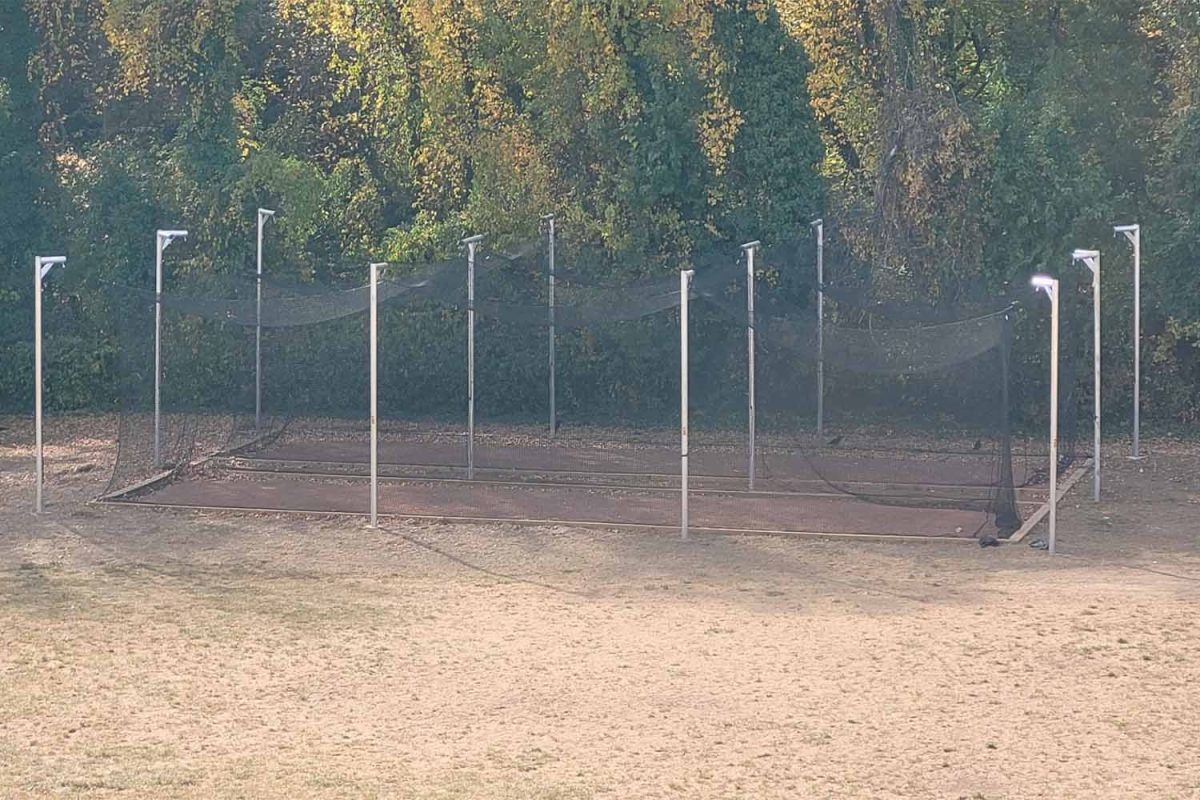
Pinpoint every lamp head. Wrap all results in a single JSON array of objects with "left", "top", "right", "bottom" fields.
[
  {"left": 810, "top": 218, "right": 823, "bottom": 228},
  {"left": 1071, "top": 249, "right": 1099, "bottom": 273},
  {"left": 1031, "top": 274, "right": 1057, "bottom": 299},
  {"left": 461, "top": 234, "right": 485, "bottom": 246},
  {"left": 158, "top": 229, "right": 188, "bottom": 251},
  {"left": 1113, "top": 223, "right": 1139, "bottom": 247},
  {"left": 37, "top": 255, "right": 66, "bottom": 280},
  {"left": 740, "top": 240, "right": 761, "bottom": 251},
  {"left": 258, "top": 208, "right": 276, "bottom": 221}
]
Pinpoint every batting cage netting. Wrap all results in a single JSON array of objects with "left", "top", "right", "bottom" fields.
[{"left": 99, "top": 225, "right": 1083, "bottom": 541}]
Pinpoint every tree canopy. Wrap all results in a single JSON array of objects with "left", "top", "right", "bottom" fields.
[{"left": 2, "top": 0, "right": 1198, "bottom": 424}]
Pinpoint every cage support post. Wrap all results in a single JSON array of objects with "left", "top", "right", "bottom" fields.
[
  {"left": 1114, "top": 224, "right": 1142, "bottom": 459},
  {"left": 255, "top": 208, "right": 275, "bottom": 433},
  {"left": 545, "top": 214, "right": 556, "bottom": 437},
  {"left": 812, "top": 219, "right": 825, "bottom": 437},
  {"left": 742, "top": 240, "right": 760, "bottom": 491},
  {"left": 153, "top": 229, "right": 186, "bottom": 469},
  {"left": 463, "top": 234, "right": 483, "bottom": 480},
  {"left": 154, "top": 237, "right": 162, "bottom": 468},
  {"left": 1072, "top": 249, "right": 1101, "bottom": 502},
  {"left": 34, "top": 258, "right": 43, "bottom": 513},
  {"left": 369, "top": 261, "right": 384, "bottom": 527},
  {"left": 1049, "top": 281, "right": 1059, "bottom": 554},
  {"left": 1032, "top": 274, "right": 1060, "bottom": 553},
  {"left": 33, "top": 255, "right": 65, "bottom": 513},
  {"left": 1093, "top": 255, "right": 1101, "bottom": 501},
  {"left": 681, "top": 269, "right": 694, "bottom": 540}
]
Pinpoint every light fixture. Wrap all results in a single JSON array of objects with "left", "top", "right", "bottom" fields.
[
  {"left": 157, "top": 229, "right": 188, "bottom": 250},
  {"left": 1031, "top": 274, "right": 1057, "bottom": 295},
  {"left": 1071, "top": 248, "right": 1099, "bottom": 271}
]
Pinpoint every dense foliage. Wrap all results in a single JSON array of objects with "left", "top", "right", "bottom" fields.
[{"left": 2, "top": 0, "right": 1197, "bottom": 427}]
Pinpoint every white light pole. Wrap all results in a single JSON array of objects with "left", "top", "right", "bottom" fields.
[
  {"left": 1114, "top": 223, "right": 1142, "bottom": 459},
  {"left": 154, "top": 229, "right": 188, "bottom": 468},
  {"left": 543, "top": 213, "right": 557, "bottom": 437},
  {"left": 680, "top": 268, "right": 694, "bottom": 541},
  {"left": 462, "top": 234, "right": 484, "bottom": 480},
  {"left": 742, "top": 240, "right": 760, "bottom": 491},
  {"left": 256, "top": 208, "right": 276, "bottom": 433},
  {"left": 369, "top": 261, "right": 385, "bottom": 528},
  {"left": 34, "top": 255, "right": 67, "bottom": 514},
  {"left": 1032, "top": 274, "right": 1060, "bottom": 554},
  {"left": 1072, "top": 248, "right": 1101, "bottom": 502},
  {"left": 811, "top": 218, "right": 825, "bottom": 437}
]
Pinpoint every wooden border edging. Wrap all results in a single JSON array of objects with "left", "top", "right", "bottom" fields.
[
  {"left": 1006, "top": 458, "right": 1092, "bottom": 544},
  {"left": 96, "top": 428, "right": 279, "bottom": 503},
  {"left": 92, "top": 497, "right": 976, "bottom": 545}
]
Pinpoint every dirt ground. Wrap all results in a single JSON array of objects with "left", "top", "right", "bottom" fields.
[{"left": 2, "top": 414, "right": 1199, "bottom": 799}]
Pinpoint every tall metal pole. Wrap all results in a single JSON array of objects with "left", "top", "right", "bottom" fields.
[
  {"left": 256, "top": 208, "right": 275, "bottom": 433},
  {"left": 154, "top": 235, "right": 163, "bottom": 468},
  {"left": 742, "top": 240, "right": 760, "bottom": 490},
  {"left": 545, "top": 214, "right": 557, "bottom": 437},
  {"left": 1033, "top": 275, "right": 1059, "bottom": 553},
  {"left": 1093, "top": 256, "right": 1101, "bottom": 502},
  {"left": 463, "top": 234, "right": 483, "bottom": 480},
  {"left": 812, "top": 219, "right": 825, "bottom": 437},
  {"left": 1049, "top": 281, "right": 1059, "bottom": 554},
  {"left": 1115, "top": 224, "right": 1141, "bottom": 459},
  {"left": 1073, "top": 249, "right": 1101, "bottom": 502},
  {"left": 33, "top": 256, "right": 65, "bottom": 513},
  {"left": 369, "top": 261, "right": 383, "bottom": 527},
  {"left": 681, "top": 269, "right": 694, "bottom": 541},
  {"left": 34, "top": 258, "right": 43, "bottom": 514},
  {"left": 1131, "top": 231, "right": 1140, "bottom": 459},
  {"left": 153, "top": 229, "right": 187, "bottom": 469}
]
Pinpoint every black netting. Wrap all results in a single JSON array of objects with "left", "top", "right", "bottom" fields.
[
  {"left": 102, "top": 227, "right": 1047, "bottom": 540},
  {"left": 684, "top": 246, "right": 1023, "bottom": 539}
]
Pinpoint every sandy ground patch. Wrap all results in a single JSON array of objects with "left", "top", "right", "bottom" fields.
[{"left": 2, "top": 415, "right": 1199, "bottom": 798}]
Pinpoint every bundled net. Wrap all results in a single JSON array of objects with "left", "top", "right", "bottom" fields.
[{"left": 102, "top": 229, "right": 1047, "bottom": 539}]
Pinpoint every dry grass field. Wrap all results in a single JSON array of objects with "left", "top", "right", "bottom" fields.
[{"left": 2, "top": 415, "right": 1199, "bottom": 799}]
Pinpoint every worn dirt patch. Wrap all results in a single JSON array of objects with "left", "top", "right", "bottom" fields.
[{"left": 2, "top": 415, "right": 1198, "bottom": 798}]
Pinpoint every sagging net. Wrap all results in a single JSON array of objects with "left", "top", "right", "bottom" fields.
[{"left": 102, "top": 228, "right": 1078, "bottom": 538}]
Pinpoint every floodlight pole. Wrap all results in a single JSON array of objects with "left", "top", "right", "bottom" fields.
[
  {"left": 544, "top": 213, "right": 557, "bottom": 437},
  {"left": 34, "top": 255, "right": 66, "bottom": 514},
  {"left": 742, "top": 240, "right": 760, "bottom": 491},
  {"left": 681, "top": 269, "right": 694, "bottom": 541},
  {"left": 812, "top": 219, "right": 825, "bottom": 437},
  {"left": 255, "top": 208, "right": 276, "bottom": 433},
  {"left": 1073, "top": 249, "right": 1101, "bottom": 502},
  {"left": 154, "top": 229, "right": 187, "bottom": 469},
  {"left": 1114, "top": 224, "right": 1142, "bottom": 459},
  {"left": 1033, "top": 276, "right": 1060, "bottom": 554},
  {"left": 369, "top": 261, "right": 384, "bottom": 528},
  {"left": 463, "top": 234, "right": 484, "bottom": 480}
]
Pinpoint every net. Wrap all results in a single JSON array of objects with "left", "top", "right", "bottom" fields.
[{"left": 100, "top": 227, "right": 1048, "bottom": 540}]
